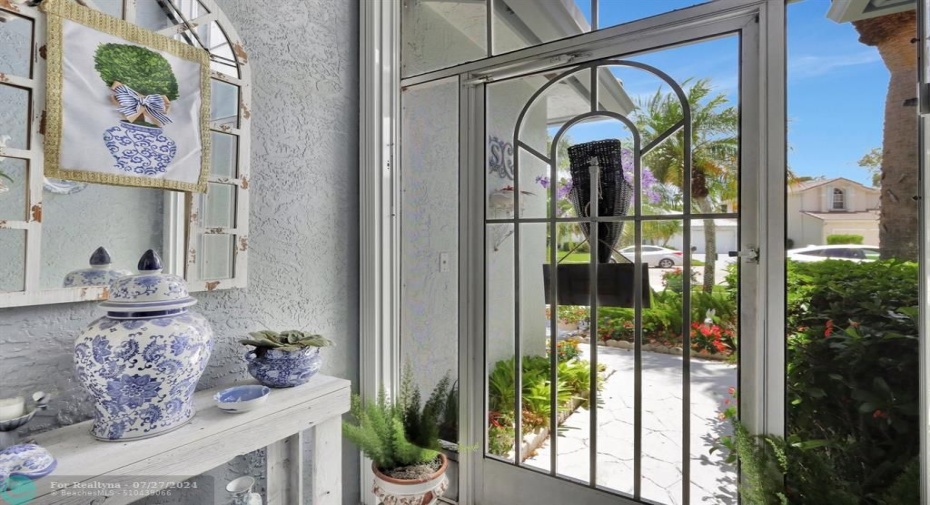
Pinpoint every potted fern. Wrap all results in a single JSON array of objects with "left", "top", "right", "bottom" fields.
[{"left": 343, "top": 371, "right": 455, "bottom": 505}]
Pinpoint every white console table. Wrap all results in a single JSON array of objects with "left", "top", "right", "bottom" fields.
[{"left": 27, "top": 374, "right": 351, "bottom": 505}]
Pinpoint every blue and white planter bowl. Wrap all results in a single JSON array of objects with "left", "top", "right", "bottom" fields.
[
  {"left": 63, "top": 246, "right": 132, "bottom": 288},
  {"left": 74, "top": 250, "right": 213, "bottom": 441},
  {"left": 245, "top": 347, "right": 322, "bottom": 388}
]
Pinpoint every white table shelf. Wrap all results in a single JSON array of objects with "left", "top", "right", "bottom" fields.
[{"left": 26, "top": 374, "right": 351, "bottom": 505}]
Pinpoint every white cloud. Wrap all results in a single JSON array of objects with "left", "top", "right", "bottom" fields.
[{"left": 789, "top": 50, "right": 882, "bottom": 79}]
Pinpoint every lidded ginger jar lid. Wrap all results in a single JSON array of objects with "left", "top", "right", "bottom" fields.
[{"left": 100, "top": 250, "right": 196, "bottom": 318}]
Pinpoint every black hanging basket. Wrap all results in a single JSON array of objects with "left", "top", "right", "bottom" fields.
[
  {"left": 544, "top": 139, "right": 648, "bottom": 308},
  {"left": 566, "top": 139, "right": 634, "bottom": 264}
]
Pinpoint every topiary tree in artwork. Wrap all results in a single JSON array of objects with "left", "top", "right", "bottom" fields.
[{"left": 94, "top": 43, "right": 180, "bottom": 102}]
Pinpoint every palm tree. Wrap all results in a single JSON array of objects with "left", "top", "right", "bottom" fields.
[
  {"left": 634, "top": 78, "right": 738, "bottom": 293},
  {"left": 852, "top": 12, "right": 918, "bottom": 261}
]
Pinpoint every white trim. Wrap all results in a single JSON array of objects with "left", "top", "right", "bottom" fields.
[
  {"left": 359, "top": 1, "right": 401, "bottom": 503},
  {"left": 458, "top": 76, "right": 485, "bottom": 505}
]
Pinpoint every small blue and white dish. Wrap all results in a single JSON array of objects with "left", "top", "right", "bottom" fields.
[
  {"left": 0, "top": 443, "right": 57, "bottom": 493},
  {"left": 214, "top": 385, "right": 271, "bottom": 414}
]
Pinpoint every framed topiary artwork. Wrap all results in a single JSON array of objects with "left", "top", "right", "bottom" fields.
[{"left": 40, "top": 0, "right": 210, "bottom": 193}]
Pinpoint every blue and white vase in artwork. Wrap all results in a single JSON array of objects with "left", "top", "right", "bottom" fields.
[
  {"left": 74, "top": 250, "right": 213, "bottom": 441},
  {"left": 103, "top": 122, "right": 177, "bottom": 175},
  {"left": 63, "top": 246, "right": 132, "bottom": 288},
  {"left": 245, "top": 347, "right": 322, "bottom": 388}
]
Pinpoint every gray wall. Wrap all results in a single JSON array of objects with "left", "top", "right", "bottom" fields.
[{"left": 0, "top": 0, "right": 360, "bottom": 503}]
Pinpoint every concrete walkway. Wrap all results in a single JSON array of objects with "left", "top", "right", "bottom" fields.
[{"left": 524, "top": 346, "right": 738, "bottom": 505}]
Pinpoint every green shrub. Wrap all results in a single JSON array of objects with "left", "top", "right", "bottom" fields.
[
  {"left": 487, "top": 355, "right": 603, "bottom": 456},
  {"left": 662, "top": 267, "right": 697, "bottom": 293},
  {"left": 787, "top": 259, "right": 919, "bottom": 502},
  {"left": 826, "top": 234, "right": 864, "bottom": 245},
  {"left": 94, "top": 43, "right": 180, "bottom": 100},
  {"left": 556, "top": 305, "right": 589, "bottom": 325}
]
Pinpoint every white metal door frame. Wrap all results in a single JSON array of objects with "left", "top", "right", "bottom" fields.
[
  {"left": 360, "top": 1, "right": 788, "bottom": 504},
  {"left": 456, "top": 5, "right": 784, "bottom": 504}
]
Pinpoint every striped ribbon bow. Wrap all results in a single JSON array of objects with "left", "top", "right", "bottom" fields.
[{"left": 111, "top": 82, "right": 173, "bottom": 126}]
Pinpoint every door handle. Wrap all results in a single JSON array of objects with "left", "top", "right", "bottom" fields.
[{"left": 728, "top": 246, "right": 760, "bottom": 263}]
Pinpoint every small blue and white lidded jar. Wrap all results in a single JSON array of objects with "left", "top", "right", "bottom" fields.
[
  {"left": 62, "top": 246, "right": 132, "bottom": 288},
  {"left": 74, "top": 250, "right": 214, "bottom": 441}
]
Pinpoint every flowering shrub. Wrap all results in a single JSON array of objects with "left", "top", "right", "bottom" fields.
[
  {"left": 546, "top": 338, "right": 580, "bottom": 362},
  {"left": 555, "top": 305, "right": 589, "bottom": 326},
  {"left": 785, "top": 259, "right": 920, "bottom": 502},
  {"left": 690, "top": 322, "right": 735, "bottom": 354}
]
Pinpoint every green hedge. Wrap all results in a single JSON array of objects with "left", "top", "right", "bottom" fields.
[
  {"left": 826, "top": 234, "right": 864, "bottom": 245},
  {"left": 786, "top": 259, "right": 919, "bottom": 503}
]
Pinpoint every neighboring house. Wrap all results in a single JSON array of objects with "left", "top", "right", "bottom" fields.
[
  {"left": 787, "top": 177, "right": 880, "bottom": 247},
  {"left": 666, "top": 219, "right": 739, "bottom": 256}
]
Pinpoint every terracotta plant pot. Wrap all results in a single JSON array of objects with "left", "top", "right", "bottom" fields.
[{"left": 372, "top": 453, "right": 449, "bottom": 505}]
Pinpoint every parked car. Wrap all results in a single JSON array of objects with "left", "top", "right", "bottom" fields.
[
  {"left": 787, "top": 244, "right": 880, "bottom": 262},
  {"left": 617, "top": 245, "right": 682, "bottom": 268}
]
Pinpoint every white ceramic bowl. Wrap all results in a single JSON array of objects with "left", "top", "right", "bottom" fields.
[{"left": 214, "top": 385, "right": 270, "bottom": 414}]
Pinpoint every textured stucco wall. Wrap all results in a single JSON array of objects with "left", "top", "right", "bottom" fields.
[{"left": 0, "top": 0, "right": 360, "bottom": 503}]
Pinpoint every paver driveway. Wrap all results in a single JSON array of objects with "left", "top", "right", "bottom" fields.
[{"left": 524, "top": 346, "right": 738, "bottom": 505}]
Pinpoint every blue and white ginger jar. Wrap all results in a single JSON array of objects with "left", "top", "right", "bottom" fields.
[
  {"left": 75, "top": 250, "right": 213, "bottom": 441},
  {"left": 63, "top": 246, "right": 132, "bottom": 288},
  {"left": 103, "top": 122, "right": 177, "bottom": 175}
]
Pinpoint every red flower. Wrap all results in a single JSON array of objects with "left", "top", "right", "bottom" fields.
[
  {"left": 872, "top": 409, "right": 888, "bottom": 419},
  {"left": 824, "top": 320, "right": 834, "bottom": 338},
  {"left": 728, "top": 387, "right": 736, "bottom": 396}
]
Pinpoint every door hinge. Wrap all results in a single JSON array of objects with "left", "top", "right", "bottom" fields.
[{"left": 728, "top": 246, "right": 760, "bottom": 263}]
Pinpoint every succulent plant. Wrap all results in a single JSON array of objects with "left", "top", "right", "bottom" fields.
[{"left": 240, "top": 330, "right": 334, "bottom": 352}]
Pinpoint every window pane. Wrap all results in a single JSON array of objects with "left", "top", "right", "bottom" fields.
[
  {"left": 492, "top": 0, "right": 591, "bottom": 55},
  {"left": 0, "top": 157, "right": 27, "bottom": 221},
  {"left": 203, "top": 183, "right": 236, "bottom": 228},
  {"left": 211, "top": 79, "right": 239, "bottom": 127},
  {"left": 210, "top": 132, "right": 238, "bottom": 179},
  {"left": 402, "top": 0, "right": 487, "bottom": 77},
  {"left": 201, "top": 234, "right": 234, "bottom": 280},
  {"left": 595, "top": 1, "right": 708, "bottom": 31},
  {"left": 0, "top": 13, "right": 33, "bottom": 79},
  {"left": 399, "top": 78, "right": 461, "bottom": 501},
  {"left": 0, "top": 84, "right": 30, "bottom": 150}
]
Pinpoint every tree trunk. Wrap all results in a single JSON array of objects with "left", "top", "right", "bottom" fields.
[
  {"left": 696, "top": 197, "right": 716, "bottom": 293},
  {"left": 854, "top": 12, "right": 919, "bottom": 261}
]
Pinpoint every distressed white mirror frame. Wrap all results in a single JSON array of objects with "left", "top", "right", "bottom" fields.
[{"left": 0, "top": 0, "right": 251, "bottom": 308}]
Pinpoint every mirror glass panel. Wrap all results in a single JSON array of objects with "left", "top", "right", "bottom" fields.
[
  {"left": 0, "top": 230, "right": 26, "bottom": 292},
  {"left": 201, "top": 233, "right": 234, "bottom": 280},
  {"left": 0, "top": 13, "right": 33, "bottom": 78},
  {"left": 0, "top": 84, "right": 30, "bottom": 150},
  {"left": 40, "top": 185, "right": 169, "bottom": 289},
  {"left": 0, "top": 157, "right": 28, "bottom": 221}
]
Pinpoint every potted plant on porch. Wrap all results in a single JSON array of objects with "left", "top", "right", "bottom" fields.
[{"left": 343, "top": 372, "right": 454, "bottom": 505}]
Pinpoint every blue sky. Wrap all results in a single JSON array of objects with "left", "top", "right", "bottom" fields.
[{"left": 559, "top": 0, "right": 889, "bottom": 186}]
